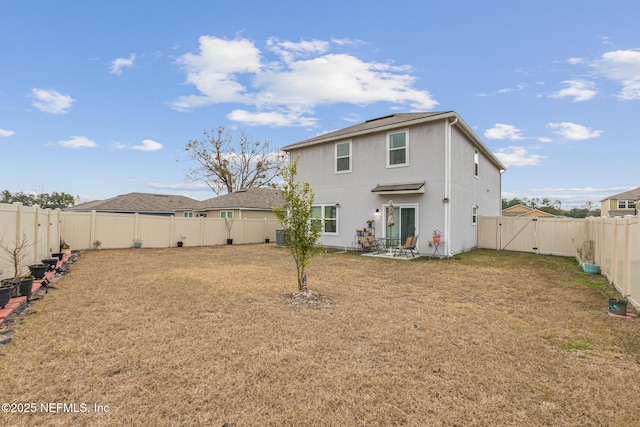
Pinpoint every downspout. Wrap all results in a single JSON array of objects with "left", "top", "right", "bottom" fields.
[{"left": 444, "top": 116, "right": 458, "bottom": 257}]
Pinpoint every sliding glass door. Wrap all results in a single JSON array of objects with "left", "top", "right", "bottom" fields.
[{"left": 384, "top": 205, "right": 417, "bottom": 243}]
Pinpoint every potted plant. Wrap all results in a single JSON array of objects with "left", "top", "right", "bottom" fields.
[
  {"left": 265, "top": 236, "right": 270, "bottom": 244},
  {"left": 177, "top": 235, "right": 186, "bottom": 247},
  {"left": 133, "top": 238, "right": 142, "bottom": 249},
  {"left": 60, "top": 238, "right": 71, "bottom": 255},
  {"left": 0, "top": 232, "right": 36, "bottom": 298},
  {"left": 608, "top": 297, "right": 629, "bottom": 316},
  {"left": 433, "top": 229, "right": 442, "bottom": 243},
  {"left": 225, "top": 217, "right": 234, "bottom": 245},
  {"left": 366, "top": 219, "right": 374, "bottom": 228},
  {"left": 93, "top": 240, "right": 102, "bottom": 250},
  {"left": 0, "top": 273, "right": 12, "bottom": 309}
]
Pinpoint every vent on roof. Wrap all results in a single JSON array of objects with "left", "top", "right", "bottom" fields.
[{"left": 365, "top": 114, "right": 396, "bottom": 123}]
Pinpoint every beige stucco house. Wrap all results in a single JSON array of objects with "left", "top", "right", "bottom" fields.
[
  {"left": 600, "top": 187, "right": 640, "bottom": 217},
  {"left": 176, "top": 188, "right": 284, "bottom": 220}
]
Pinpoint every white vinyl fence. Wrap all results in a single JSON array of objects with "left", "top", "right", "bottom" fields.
[
  {"left": 0, "top": 203, "right": 281, "bottom": 277},
  {"left": 478, "top": 215, "right": 640, "bottom": 308},
  {"left": 0, "top": 203, "right": 62, "bottom": 277}
]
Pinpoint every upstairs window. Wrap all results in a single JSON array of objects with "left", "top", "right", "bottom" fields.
[
  {"left": 618, "top": 199, "right": 637, "bottom": 209},
  {"left": 220, "top": 211, "right": 233, "bottom": 219},
  {"left": 183, "top": 212, "right": 193, "bottom": 218},
  {"left": 474, "top": 149, "right": 479, "bottom": 178},
  {"left": 335, "top": 141, "right": 351, "bottom": 173},
  {"left": 387, "top": 130, "right": 408, "bottom": 167}
]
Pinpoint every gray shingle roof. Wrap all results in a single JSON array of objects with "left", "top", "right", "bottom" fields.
[
  {"left": 195, "top": 188, "right": 284, "bottom": 211},
  {"left": 601, "top": 186, "right": 640, "bottom": 202},
  {"left": 283, "top": 112, "right": 453, "bottom": 150},
  {"left": 66, "top": 192, "right": 199, "bottom": 213}
]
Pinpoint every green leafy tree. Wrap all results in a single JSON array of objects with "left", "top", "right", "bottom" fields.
[
  {"left": 1, "top": 190, "right": 76, "bottom": 208},
  {"left": 184, "top": 126, "right": 287, "bottom": 195},
  {"left": 272, "top": 156, "right": 324, "bottom": 292}
]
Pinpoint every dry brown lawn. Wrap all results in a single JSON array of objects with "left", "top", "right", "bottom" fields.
[{"left": 0, "top": 245, "right": 639, "bottom": 426}]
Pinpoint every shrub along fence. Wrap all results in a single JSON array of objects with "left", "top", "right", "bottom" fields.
[{"left": 478, "top": 215, "right": 640, "bottom": 309}]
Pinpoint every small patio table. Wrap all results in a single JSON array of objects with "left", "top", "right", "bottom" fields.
[
  {"left": 429, "top": 240, "right": 445, "bottom": 259},
  {"left": 378, "top": 237, "right": 401, "bottom": 255}
]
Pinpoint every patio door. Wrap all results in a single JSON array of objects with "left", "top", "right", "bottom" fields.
[{"left": 384, "top": 205, "right": 417, "bottom": 243}]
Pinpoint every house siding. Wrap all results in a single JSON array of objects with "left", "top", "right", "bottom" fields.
[{"left": 288, "top": 113, "right": 503, "bottom": 255}]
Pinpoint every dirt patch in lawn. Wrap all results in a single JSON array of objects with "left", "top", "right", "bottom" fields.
[{"left": 0, "top": 245, "right": 638, "bottom": 426}]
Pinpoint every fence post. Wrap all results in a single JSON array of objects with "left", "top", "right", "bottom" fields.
[
  {"left": 90, "top": 210, "right": 97, "bottom": 249},
  {"left": 623, "top": 217, "right": 631, "bottom": 297}
]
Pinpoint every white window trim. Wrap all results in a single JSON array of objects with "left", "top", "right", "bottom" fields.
[
  {"left": 386, "top": 129, "right": 409, "bottom": 168},
  {"left": 335, "top": 140, "right": 352, "bottom": 174},
  {"left": 312, "top": 204, "right": 339, "bottom": 235},
  {"left": 183, "top": 211, "right": 193, "bottom": 218},
  {"left": 220, "top": 211, "right": 233, "bottom": 219}
]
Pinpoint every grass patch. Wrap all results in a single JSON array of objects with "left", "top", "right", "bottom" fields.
[{"left": 1, "top": 246, "right": 639, "bottom": 425}]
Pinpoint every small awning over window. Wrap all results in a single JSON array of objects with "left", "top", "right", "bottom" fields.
[{"left": 371, "top": 182, "right": 425, "bottom": 195}]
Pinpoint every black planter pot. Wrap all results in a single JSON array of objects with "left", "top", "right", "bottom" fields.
[
  {"left": 0, "top": 284, "right": 13, "bottom": 309},
  {"left": 19, "top": 277, "right": 34, "bottom": 299},
  {"left": 177, "top": 241, "right": 184, "bottom": 247},
  {"left": 227, "top": 238, "right": 233, "bottom": 245},
  {"left": 42, "top": 258, "right": 59, "bottom": 271},
  {"left": 51, "top": 252, "right": 64, "bottom": 261},
  {"left": 29, "top": 264, "right": 49, "bottom": 280}
]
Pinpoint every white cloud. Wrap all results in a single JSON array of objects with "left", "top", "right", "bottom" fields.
[
  {"left": 227, "top": 110, "right": 317, "bottom": 127},
  {"left": 538, "top": 137, "right": 552, "bottom": 143},
  {"left": 593, "top": 49, "right": 640, "bottom": 100},
  {"left": 31, "top": 88, "right": 75, "bottom": 114},
  {"left": 172, "top": 36, "right": 438, "bottom": 125},
  {"left": 0, "top": 128, "right": 15, "bottom": 137},
  {"left": 494, "top": 146, "right": 545, "bottom": 167},
  {"left": 549, "top": 79, "right": 597, "bottom": 102},
  {"left": 58, "top": 136, "right": 97, "bottom": 148},
  {"left": 567, "top": 57, "right": 583, "bottom": 65},
  {"left": 484, "top": 124, "right": 525, "bottom": 140},
  {"left": 548, "top": 122, "right": 603, "bottom": 141},
  {"left": 110, "top": 53, "right": 136, "bottom": 75},
  {"left": 130, "top": 139, "right": 163, "bottom": 152}
]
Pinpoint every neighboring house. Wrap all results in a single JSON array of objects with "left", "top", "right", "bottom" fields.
[
  {"left": 502, "top": 204, "right": 557, "bottom": 218},
  {"left": 65, "top": 192, "right": 199, "bottom": 216},
  {"left": 600, "top": 187, "right": 640, "bottom": 217},
  {"left": 176, "top": 188, "right": 284, "bottom": 220},
  {"left": 282, "top": 111, "right": 506, "bottom": 256}
]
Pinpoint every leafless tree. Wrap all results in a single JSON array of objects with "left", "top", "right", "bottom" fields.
[
  {"left": 184, "top": 127, "right": 287, "bottom": 195},
  {"left": 0, "top": 232, "right": 33, "bottom": 279}
]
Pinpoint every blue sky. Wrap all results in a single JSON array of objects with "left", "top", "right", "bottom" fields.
[{"left": 1, "top": 1, "right": 639, "bottom": 209}]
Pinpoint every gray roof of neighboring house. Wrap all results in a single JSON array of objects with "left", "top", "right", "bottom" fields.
[
  {"left": 282, "top": 111, "right": 506, "bottom": 171},
  {"left": 65, "top": 192, "right": 199, "bottom": 214},
  {"left": 601, "top": 186, "right": 640, "bottom": 202},
  {"left": 192, "top": 188, "right": 284, "bottom": 211}
]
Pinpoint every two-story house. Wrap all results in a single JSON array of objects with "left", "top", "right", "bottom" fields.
[
  {"left": 282, "top": 111, "right": 506, "bottom": 257},
  {"left": 600, "top": 187, "right": 640, "bottom": 217}
]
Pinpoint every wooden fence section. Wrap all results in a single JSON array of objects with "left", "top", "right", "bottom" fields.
[{"left": 478, "top": 215, "right": 640, "bottom": 308}]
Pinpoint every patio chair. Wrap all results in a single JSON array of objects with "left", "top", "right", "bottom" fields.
[
  {"left": 393, "top": 235, "right": 419, "bottom": 258},
  {"left": 359, "top": 236, "right": 379, "bottom": 252},
  {"left": 366, "top": 235, "right": 382, "bottom": 253}
]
